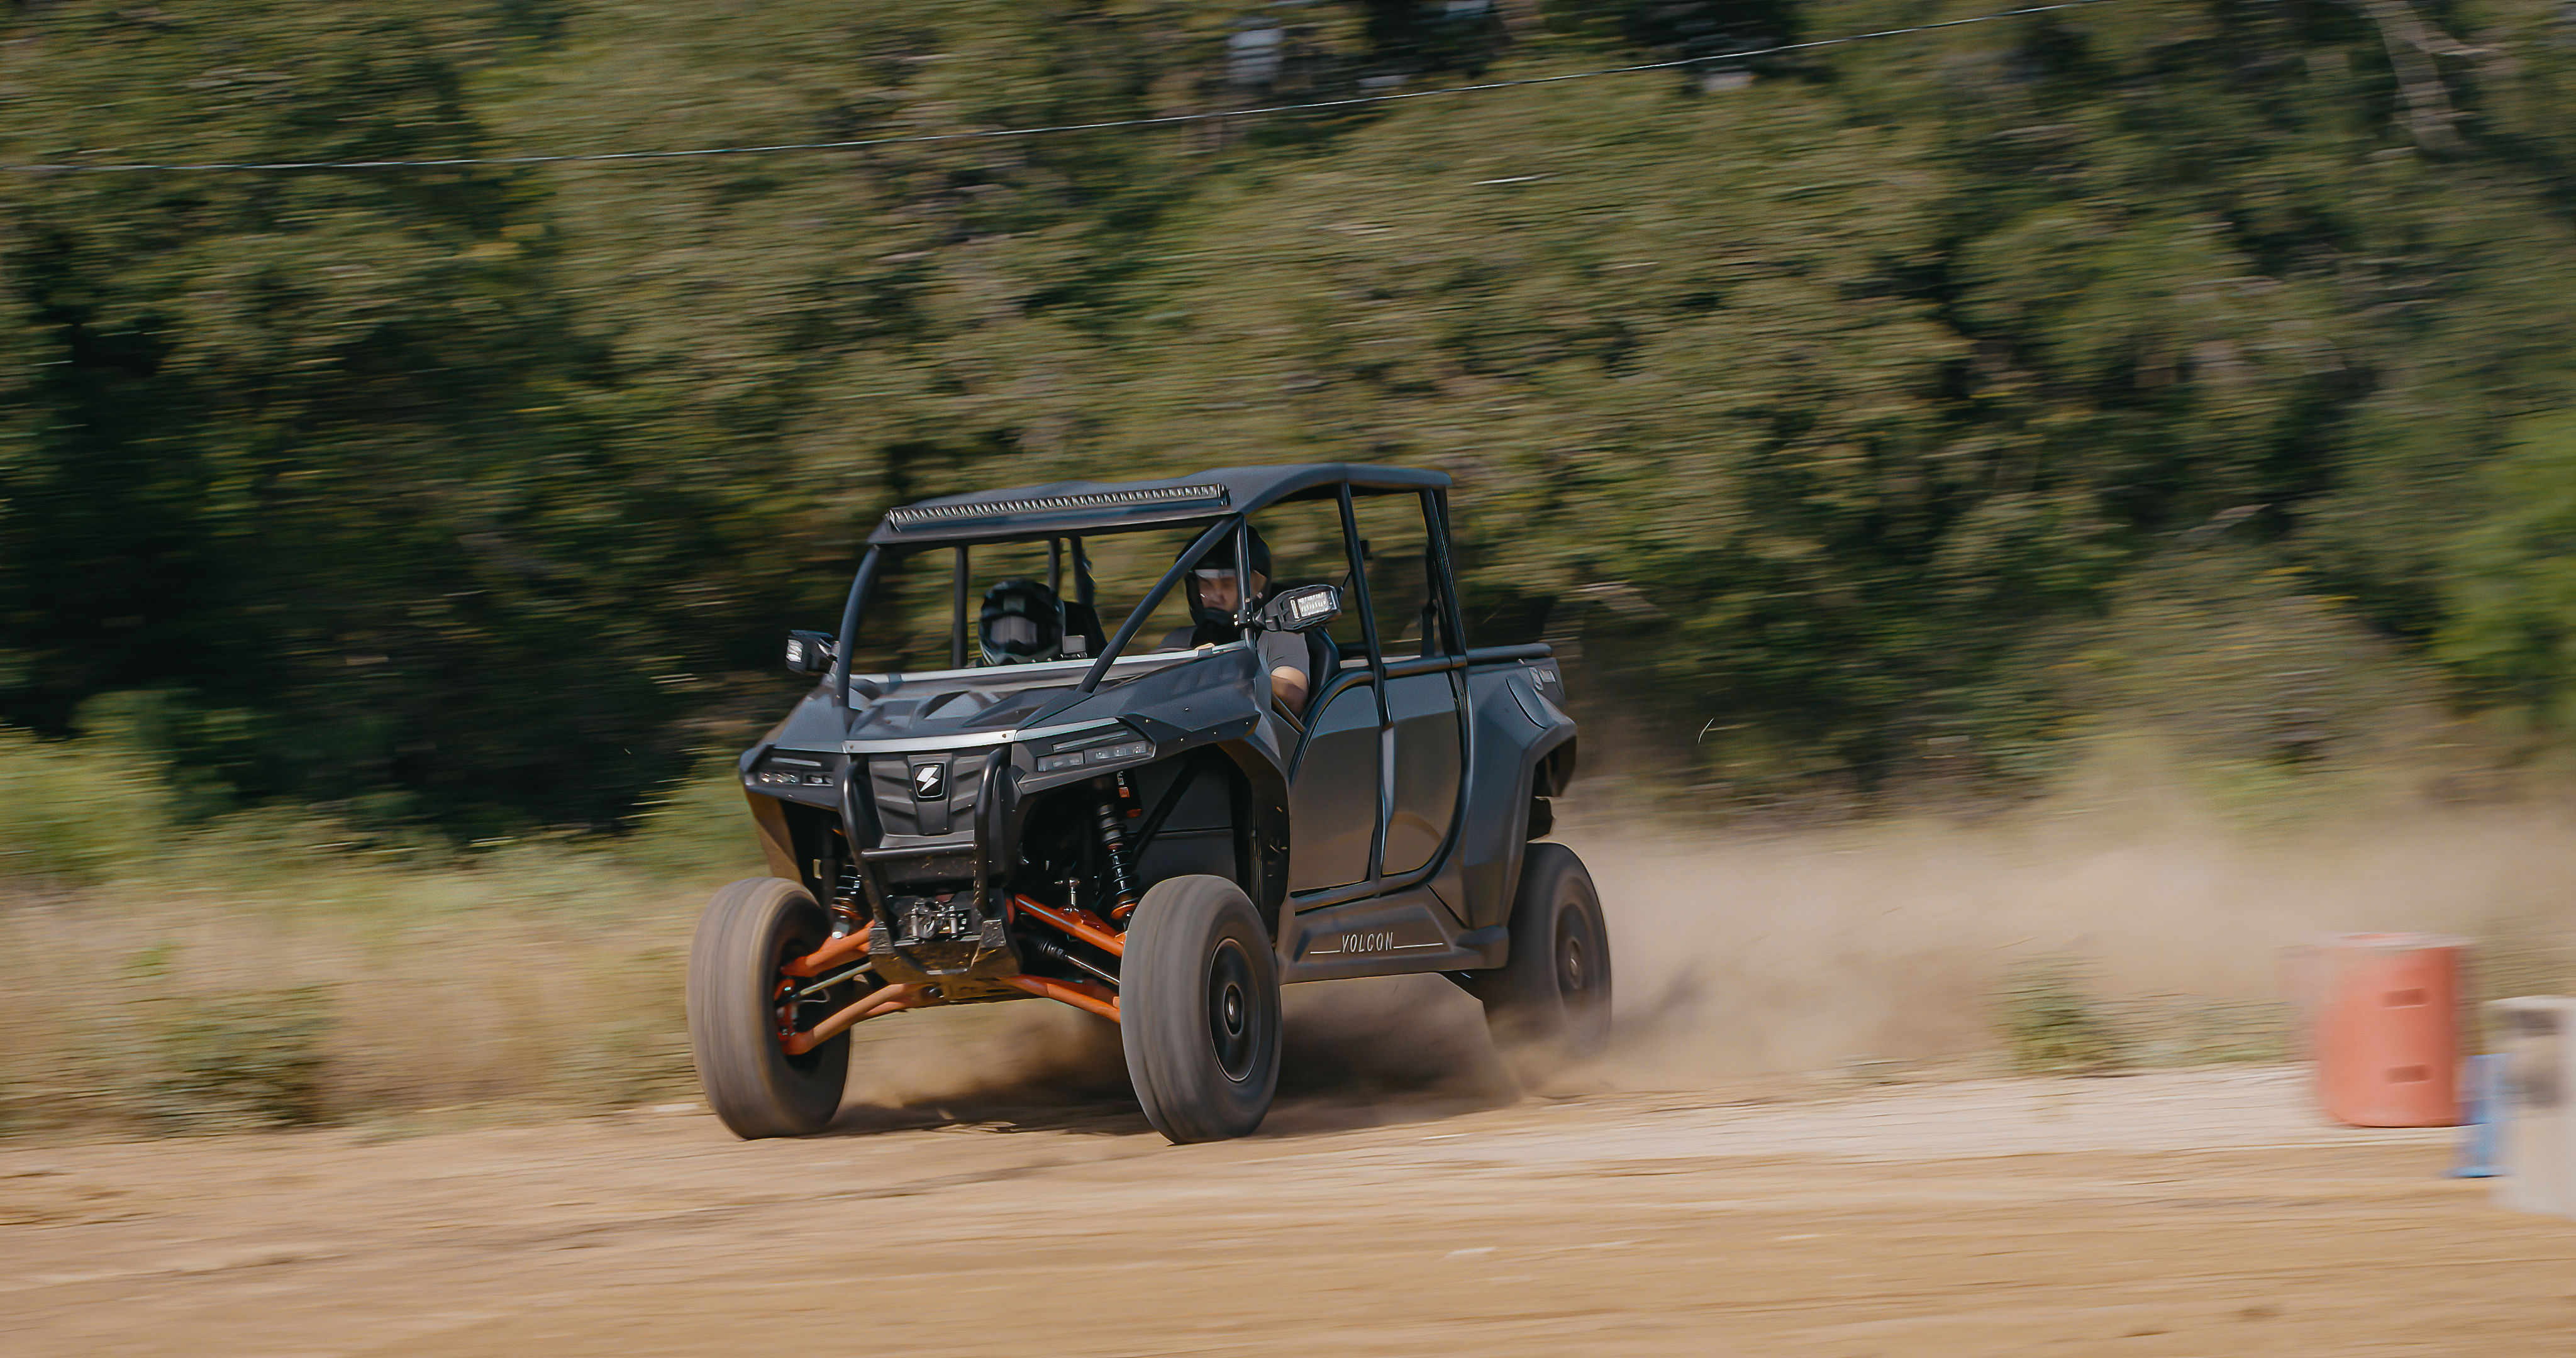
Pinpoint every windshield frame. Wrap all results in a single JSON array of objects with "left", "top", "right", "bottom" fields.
[
  {"left": 826, "top": 513, "right": 1250, "bottom": 704},
  {"left": 848, "top": 641, "right": 1243, "bottom": 692}
]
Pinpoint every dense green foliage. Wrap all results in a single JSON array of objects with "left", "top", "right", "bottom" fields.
[{"left": 7, "top": 0, "right": 2576, "bottom": 831}]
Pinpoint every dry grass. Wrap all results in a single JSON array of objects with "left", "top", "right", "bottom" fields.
[
  {"left": 9, "top": 720, "right": 2576, "bottom": 1141},
  {"left": 0, "top": 760, "right": 760, "bottom": 1140}
]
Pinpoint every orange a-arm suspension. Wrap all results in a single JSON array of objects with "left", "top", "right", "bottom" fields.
[
  {"left": 1005, "top": 895, "right": 1124, "bottom": 1022},
  {"left": 775, "top": 894, "right": 1124, "bottom": 1054},
  {"left": 781, "top": 929, "right": 870, "bottom": 979},
  {"left": 1004, "top": 974, "right": 1120, "bottom": 1022},
  {"left": 780, "top": 982, "right": 937, "bottom": 1056},
  {"left": 1009, "top": 895, "right": 1123, "bottom": 956}
]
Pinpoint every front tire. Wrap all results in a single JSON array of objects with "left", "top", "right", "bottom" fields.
[
  {"left": 1480, "top": 842, "right": 1613, "bottom": 1085},
  {"left": 1120, "top": 876, "right": 1282, "bottom": 1144},
  {"left": 687, "top": 877, "right": 851, "bottom": 1139}
]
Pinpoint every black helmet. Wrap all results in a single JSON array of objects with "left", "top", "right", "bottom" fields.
[
  {"left": 978, "top": 578, "right": 1063, "bottom": 665},
  {"left": 1184, "top": 524, "right": 1274, "bottom": 639},
  {"left": 1195, "top": 523, "right": 1273, "bottom": 578}
]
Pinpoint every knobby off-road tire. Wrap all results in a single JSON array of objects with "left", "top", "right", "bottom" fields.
[
  {"left": 1481, "top": 842, "right": 1614, "bottom": 1086},
  {"left": 1120, "top": 875, "right": 1282, "bottom": 1144},
  {"left": 687, "top": 877, "right": 850, "bottom": 1139}
]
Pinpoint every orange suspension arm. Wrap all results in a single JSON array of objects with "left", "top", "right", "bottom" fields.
[
  {"left": 1006, "top": 974, "right": 1121, "bottom": 1023},
  {"left": 1009, "top": 895, "right": 1124, "bottom": 956},
  {"left": 780, "top": 929, "right": 871, "bottom": 979},
  {"left": 780, "top": 983, "right": 935, "bottom": 1056}
]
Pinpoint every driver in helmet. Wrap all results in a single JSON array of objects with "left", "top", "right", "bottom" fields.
[{"left": 1162, "top": 526, "right": 1311, "bottom": 713}]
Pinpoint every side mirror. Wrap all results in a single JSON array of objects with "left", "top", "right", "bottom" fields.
[
  {"left": 1258, "top": 583, "right": 1341, "bottom": 634},
  {"left": 785, "top": 630, "right": 836, "bottom": 675}
]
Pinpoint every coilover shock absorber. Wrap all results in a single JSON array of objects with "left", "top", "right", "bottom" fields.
[
  {"left": 1093, "top": 772, "right": 1142, "bottom": 920},
  {"left": 821, "top": 833, "right": 865, "bottom": 938}
]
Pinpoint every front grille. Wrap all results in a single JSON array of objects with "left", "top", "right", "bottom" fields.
[{"left": 868, "top": 751, "right": 991, "bottom": 840}]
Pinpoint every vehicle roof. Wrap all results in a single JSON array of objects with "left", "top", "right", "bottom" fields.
[{"left": 865, "top": 463, "right": 1450, "bottom": 546}]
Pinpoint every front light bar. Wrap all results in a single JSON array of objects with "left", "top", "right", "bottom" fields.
[{"left": 881, "top": 483, "right": 1229, "bottom": 531}]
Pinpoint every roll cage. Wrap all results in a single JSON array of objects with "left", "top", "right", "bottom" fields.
[{"left": 824, "top": 465, "right": 1468, "bottom": 713}]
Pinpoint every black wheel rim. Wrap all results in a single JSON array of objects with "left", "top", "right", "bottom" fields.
[
  {"left": 1206, "top": 938, "right": 1258, "bottom": 1083},
  {"left": 1554, "top": 900, "right": 1600, "bottom": 1020}
]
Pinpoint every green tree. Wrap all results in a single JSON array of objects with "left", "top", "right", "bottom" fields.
[{"left": 2440, "top": 412, "right": 2576, "bottom": 730}]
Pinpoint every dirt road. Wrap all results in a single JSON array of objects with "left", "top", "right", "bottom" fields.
[{"left": 6, "top": 1062, "right": 2569, "bottom": 1356}]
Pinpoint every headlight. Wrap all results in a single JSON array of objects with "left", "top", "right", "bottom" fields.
[
  {"left": 750, "top": 753, "right": 841, "bottom": 788},
  {"left": 1030, "top": 725, "right": 1153, "bottom": 773}
]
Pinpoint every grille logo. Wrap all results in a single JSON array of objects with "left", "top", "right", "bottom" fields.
[{"left": 911, "top": 763, "right": 947, "bottom": 801}]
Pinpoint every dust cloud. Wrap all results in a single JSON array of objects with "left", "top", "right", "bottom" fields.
[
  {"left": 831, "top": 1000, "right": 1133, "bottom": 1129},
  {"left": 830, "top": 970, "right": 1519, "bottom": 1129},
  {"left": 1574, "top": 796, "right": 2576, "bottom": 1086},
  {"left": 826, "top": 790, "right": 2576, "bottom": 1122}
]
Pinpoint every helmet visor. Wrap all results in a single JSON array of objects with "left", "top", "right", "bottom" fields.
[{"left": 987, "top": 614, "right": 1040, "bottom": 650}]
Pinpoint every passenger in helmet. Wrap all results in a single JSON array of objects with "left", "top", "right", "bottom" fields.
[
  {"left": 979, "top": 578, "right": 1064, "bottom": 666},
  {"left": 1161, "top": 526, "right": 1312, "bottom": 713}
]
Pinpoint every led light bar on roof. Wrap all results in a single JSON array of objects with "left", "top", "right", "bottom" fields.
[{"left": 883, "top": 482, "right": 1230, "bottom": 531}]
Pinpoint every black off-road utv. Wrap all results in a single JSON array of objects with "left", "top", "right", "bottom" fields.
[{"left": 687, "top": 464, "right": 1606, "bottom": 1143}]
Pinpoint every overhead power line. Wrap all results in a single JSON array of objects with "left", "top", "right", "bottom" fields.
[{"left": 6, "top": 0, "right": 2131, "bottom": 174}]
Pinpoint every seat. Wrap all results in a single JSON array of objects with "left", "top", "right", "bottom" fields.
[
  {"left": 1062, "top": 599, "right": 1107, "bottom": 658},
  {"left": 1257, "top": 581, "right": 1341, "bottom": 719},
  {"left": 1299, "top": 628, "right": 1336, "bottom": 718}
]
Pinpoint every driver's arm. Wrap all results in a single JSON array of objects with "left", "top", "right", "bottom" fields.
[
  {"left": 1255, "top": 629, "right": 1310, "bottom": 712},
  {"left": 1270, "top": 665, "right": 1308, "bottom": 713}
]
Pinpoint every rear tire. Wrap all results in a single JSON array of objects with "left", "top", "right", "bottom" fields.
[
  {"left": 1480, "top": 843, "right": 1613, "bottom": 1085},
  {"left": 687, "top": 877, "right": 851, "bottom": 1139},
  {"left": 1120, "top": 875, "right": 1282, "bottom": 1144}
]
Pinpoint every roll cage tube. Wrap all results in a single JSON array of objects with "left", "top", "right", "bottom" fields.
[
  {"left": 1428, "top": 489, "right": 1470, "bottom": 655},
  {"left": 1078, "top": 516, "right": 1241, "bottom": 695},
  {"left": 1339, "top": 484, "right": 1390, "bottom": 706},
  {"left": 950, "top": 544, "right": 971, "bottom": 671},
  {"left": 1233, "top": 519, "right": 1251, "bottom": 634},
  {"left": 828, "top": 546, "right": 884, "bottom": 708}
]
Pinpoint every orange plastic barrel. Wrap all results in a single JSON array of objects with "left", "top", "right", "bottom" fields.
[{"left": 2309, "top": 933, "right": 2467, "bottom": 1128}]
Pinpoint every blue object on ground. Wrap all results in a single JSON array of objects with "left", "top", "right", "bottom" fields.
[{"left": 2453, "top": 1052, "right": 2504, "bottom": 1178}]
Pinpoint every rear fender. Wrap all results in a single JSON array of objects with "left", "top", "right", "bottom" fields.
[{"left": 1455, "top": 661, "right": 1578, "bottom": 933}]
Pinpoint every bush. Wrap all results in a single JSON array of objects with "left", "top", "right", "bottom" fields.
[
  {"left": 1993, "top": 957, "right": 2130, "bottom": 1076},
  {"left": 145, "top": 986, "right": 335, "bottom": 1132},
  {"left": 0, "top": 722, "right": 171, "bottom": 885}
]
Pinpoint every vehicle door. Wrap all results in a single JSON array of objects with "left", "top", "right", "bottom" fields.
[
  {"left": 1269, "top": 494, "right": 1380, "bottom": 892},
  {"left": 1352, "top": 489, "right": 1467, "bottom": 883}
]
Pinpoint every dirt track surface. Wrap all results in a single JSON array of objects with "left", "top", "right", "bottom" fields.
[{"left": 6, "top": 1066, "right": 2572, "bottom": 1356}]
